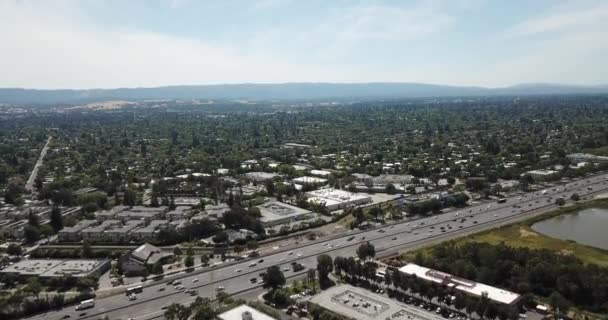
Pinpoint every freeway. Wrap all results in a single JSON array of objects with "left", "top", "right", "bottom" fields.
[{"left": 27, "top": 173, "right": 608, "bottom": 320}]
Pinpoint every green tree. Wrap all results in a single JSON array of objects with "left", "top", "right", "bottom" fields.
[
  {"left": 164, "top": 303, "right": 191, "bottom": 320},
  {"left": 549, "top": 291, "right": 570, "bottom": 318},
  {"left": 191, "top": 297, "right": 217, "bottom": 320},
  {"left": 570, "top": 193, "right": 580, "bottom": 201},
  {"left": 50, "top": 205, "right": 63, "bottom": 232},
  {"left": 316, "top": 254, "right": 333, "bottom": 287},
  {"left": 150, "top": 261, "right": 164, "bottom": 275},
  {"left": 24, "top": 277, "right": 42, "bottom": 299},
  {"left": 28, "top": 209, "right": 40, "bottom": 227},
  {"left": 24, "top": 225, "right": 41, "bottom": 243},
  {"left": 7, "top": 243, "right": 22, "bottom": 255},
  {"left": 184, "top": 255, "right": 194, "bottom": 268},
  {"left": 246, "top": 240, "right": 258, "bottom": 251},
  {"left": 40, "top": 224, "right": 55, "bottom": 239},
  {"left": 263, "top": 266, "right": 286, "bottom": 291},
  {"left": 82, "top": 240, "right": 93, "bottom": 258},
  {"left": 555, "top": 197, "right": 566, "bottom": 206},
  {"left": 356, "top": 242, "right": 375, "bottom": 261}
]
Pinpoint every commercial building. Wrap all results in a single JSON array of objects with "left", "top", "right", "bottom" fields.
[
  {"left": 119, "top": 243, "right": 174, "bottom": 276},
  {"left": 257, "top": 201, "right": 316, "bottom": 227},
  {"left": 567, "top": 153, "right": 608, "bottom": 164},
  {"left": 399, "top": 263, "right": 521, "bottom": 306},
  {"left": 522, "top": 170, "right": 559, "bottom": 181},
  {"left": 58, "top": 219, "right": 97, "bottom": 242},
  {"left": 310, "top": 169, "right": 332, "bottom": 177},
  {"left": 1, "top": 259, "right": 110, "bottom": 279},
  {"left": 217, "top": 304, "right": 277, "bottom": 320},
  {"left": 306, "top": 188, "right": 372, "bottom": 211},
  {"left": 244, "top": 172, "right": 280, "bottom": 182},
  {"left": 293, "top": 176, "right": 327, "bottom": 185},
  {"left": 310, "top": 284, "right": 444, "bottom": 320}
]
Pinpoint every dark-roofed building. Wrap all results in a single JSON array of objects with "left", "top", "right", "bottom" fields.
[
  {"left": 58, "top": 219, "right": 97, "bottom": 242},
  {"left": 118, "top": 243, "right": 174, "bottom": 276}
]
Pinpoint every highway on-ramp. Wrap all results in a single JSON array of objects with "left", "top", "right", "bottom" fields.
[{"left": 27, "top": 173, "right": 608, "bottom": 320}]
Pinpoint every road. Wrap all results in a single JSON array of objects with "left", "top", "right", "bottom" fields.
[
  {"left": 25, "top": 136, "right": 52, "bottom": 192},
  {"left": 27, "top": 173, "right": 608, "bottom": 320}
]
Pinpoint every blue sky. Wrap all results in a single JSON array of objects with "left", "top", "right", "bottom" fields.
[{"left": 1, "top": 0, "right": 607, "bottom": 89}]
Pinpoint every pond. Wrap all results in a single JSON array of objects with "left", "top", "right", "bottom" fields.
[{"left": 531, "top": 208, "right": 608, "bottom": 250}]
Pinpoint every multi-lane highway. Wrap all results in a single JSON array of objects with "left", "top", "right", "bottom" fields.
[{"left": 28, "top": 173, "right": 608, "bottom": 320}]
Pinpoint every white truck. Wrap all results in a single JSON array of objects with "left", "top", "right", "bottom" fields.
[{"left": 76, "top": 299, "right": 95, "bottom": 310}]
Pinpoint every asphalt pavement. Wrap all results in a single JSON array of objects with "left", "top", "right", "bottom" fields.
[{"left": 26, "top": 173, "right": 608, "bottom": 320}]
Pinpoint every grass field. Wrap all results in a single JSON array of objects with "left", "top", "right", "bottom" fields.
[{"left": 452, "top": 198, "right": 608, "bottom": 268}]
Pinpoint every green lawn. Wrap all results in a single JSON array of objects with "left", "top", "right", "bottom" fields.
[
  {"left": 460, "top": 224, "right": 608, "bottom": 268},
  {"left": 446, "top": 198, "right": 608, "bottom": 268}
]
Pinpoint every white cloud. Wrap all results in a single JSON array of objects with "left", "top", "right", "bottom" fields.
[
  {"left": 0, "top": 1, "right": 349, "bottom": 88},
  {"left": 506, "top": 1, "right": 608, "bottom": 38}
]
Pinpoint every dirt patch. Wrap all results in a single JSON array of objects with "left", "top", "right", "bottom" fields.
[
  {"left": 559, "top": 249, "right": 574, "bottom": 256},
  {"left": 519, "top": 228, "right": 539, "bottom": 238}
]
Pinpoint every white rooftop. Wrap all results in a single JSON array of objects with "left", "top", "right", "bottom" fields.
[
  {"left": 217, "top": 305, "right": 277, "bottom": 320},
  {"left": 399, "top": 263, "right": 520, "bottom": 305}
]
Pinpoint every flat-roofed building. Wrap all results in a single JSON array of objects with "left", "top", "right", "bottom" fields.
[
  {"left": 293, "top": 176, "right": 327, "bottom": 185},
  {"left": 522, "top": 169, "right": 559, "bottom": 181},
  {"left": 1, "top": 259, "right": 110, "bottom": 278},
  {"left": 244, "top": 172, "right": 280, "bottom": 182},
  {"left": 257, "top": 201, "right": 316, "bottom": 227},
  {"left": 310, "top": 284, "right": 444, "bottom": 320},
  {"left": 399, "top": 263, "right": 521, "bottom": 305},
  {"left": 217, "top": 304, "right": 277, "bottom": 320},
  {"left": 310, "top": 169, "right": 332, "bottom": 177},
  {"left": 58, "top": 219, "right": 97, "bottom": 242},
  {"left": 306, "top": 188, "right": 372, "bottom": 211}
]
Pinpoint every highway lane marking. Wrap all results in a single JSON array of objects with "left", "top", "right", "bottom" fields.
[{"left": 41, "top": 174, "right": 608, "bottom": 320}]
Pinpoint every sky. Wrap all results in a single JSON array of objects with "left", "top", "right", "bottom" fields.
[{"left": 0, "top": 0, "right": 607, "bottom": 89}]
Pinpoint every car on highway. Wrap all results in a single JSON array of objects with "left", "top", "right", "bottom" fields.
[
  {"left": 192, "top": 278, "right": 198, "bottom": 283},
  {"left": 61, "top": 315, "right": 71, "bottom": 319},
  {"left": 392, "top": 237, "right": 397, "bottom": 240},
  {"left": 296, "top": 253, "right": 303, "bottom": 257},
  {"left": 250, "top": 277, "right": 257, "bottom": 283},
  {"left": 249, "top": 262, "right": 257, "bottom": 267},
  {"left": 158, "top": 287, "right": 165, "bottom": 292},
  {"left": 235, "top": 269, "right": 242, "bottom": 273}
]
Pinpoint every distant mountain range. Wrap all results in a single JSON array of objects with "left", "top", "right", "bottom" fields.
[{"left": 1, "top": 82, "right": 607, "bottom": 105}]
